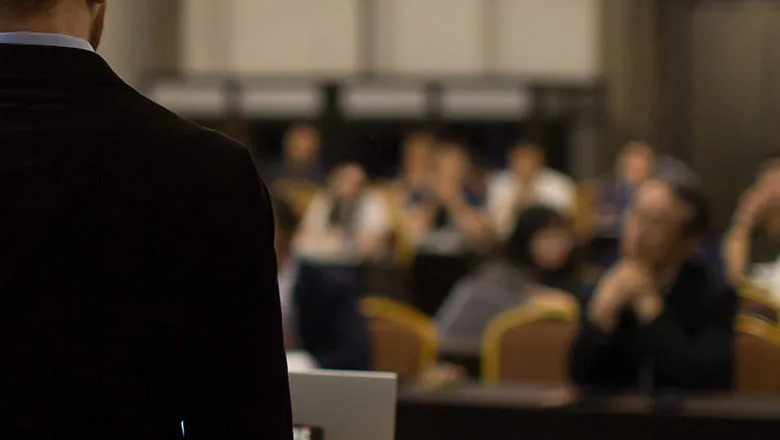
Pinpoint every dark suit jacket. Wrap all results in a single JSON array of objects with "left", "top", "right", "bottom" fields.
[{"left": 0, "top": 44, "right": 292, "bottom": 439}]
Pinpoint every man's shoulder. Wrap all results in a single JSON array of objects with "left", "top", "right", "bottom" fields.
[
  {"left": 124, "top": 91, "right": 246, "bottom": 156},
  {"left": 678, "top": 259, "right": 738, "bottom": 304},
  {"left": 113, "top": 90, "right": 254, "bottom": 178}
]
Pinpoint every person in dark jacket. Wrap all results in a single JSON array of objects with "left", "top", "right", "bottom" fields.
[
  {"left": 293, "top": 261, "right": 371, "bottom": 370},
  {"left": 569, "top": 177, "right": 737, "bottom": 392}
]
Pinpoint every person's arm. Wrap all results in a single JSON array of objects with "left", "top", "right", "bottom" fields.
[
  {"left": 569, "top": 261, "right": 649, "bottom": 388},
  {"left": 179, "top": 141, "right": 291, "bottom": 439},
  {"left": 724, "top": 222, "right": 753, "bottom": 288},
  {"left": 442, "top": 194, "right": 495, "bottom": 252},
  {"left": 356, "top": 190, "right": 393, "bottom": 259},
  {"left": 723, "top": 186, "right": 764, "bottom": 287},
  {"left": 635, "top": 286, "right": 737, "bottom": 390},
  {"left": 486, "top": 175, "right": 516, "bottom": 238},
  {"left": 294, "top": 193, "right": 345, "bottom": 257}
]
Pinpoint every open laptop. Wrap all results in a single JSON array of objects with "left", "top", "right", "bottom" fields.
[{"left": 289, "top": 370, "right": 398, "bottom": 440}]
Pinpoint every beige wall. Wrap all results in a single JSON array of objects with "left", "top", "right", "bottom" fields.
[
  {"left": 181, "top": 0, "right": 601, "bottom": 79},
  {"left": 231, "top": 0, "right": 359, "bottom": 75},
  {"left": 494, "top": 0, "right": 599, "bottom": 80},
  {"left": 99, "top": 0, "right": 180, "bottom": 86},
  {"left": 375, "top": 0, "right": 486, "bottom": 75}
]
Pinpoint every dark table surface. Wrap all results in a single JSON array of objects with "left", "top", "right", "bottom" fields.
[
  {"left": 438, "top": 339, "right": 481, "bottom": 378},
  {"left": 397, "top": 382, "right": 780, "bottom": 440}
]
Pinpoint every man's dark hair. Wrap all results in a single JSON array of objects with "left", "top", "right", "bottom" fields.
[
  {"left": 504, "top": 205, "right": 566, "bottom": 269},
  {"left": 662, "top": 177, "right": 711, "bottom": 238},
  {"left": 0, "top": 0, "right": 59, "bottom": 16}
]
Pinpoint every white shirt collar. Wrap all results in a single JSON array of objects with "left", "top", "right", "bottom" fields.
[{"left": 0, "top": 31, "right": 94, "bottom": 52}]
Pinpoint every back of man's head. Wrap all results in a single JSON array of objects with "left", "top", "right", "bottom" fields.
[
  {"left": 0, "top": 0, "right": 58, "bottom": 17},
  {"left": 0, "top": 0, "right": 106, "bottom": 49}
]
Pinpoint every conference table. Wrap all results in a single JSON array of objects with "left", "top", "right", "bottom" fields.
[{"left": 397, "top": 382, "right": 780, "bottom": 440}]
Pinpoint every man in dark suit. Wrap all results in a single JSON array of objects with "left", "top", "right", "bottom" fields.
[{"left": 0, "top": 1, "right": 291, "bottom": 438}]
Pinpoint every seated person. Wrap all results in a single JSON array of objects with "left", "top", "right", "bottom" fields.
[
  {"left": 436, "top": 205, "right": 576, "bottom": 348},
  {"left": 391, "top": 131, "right": 437, "bottom": 245},
  {"left": 569, "top": 177, "right": 737, "bottom": 392},
  {"left": 724, "top": 153, "right": 780, "bottom": 297},
  {"left": 488, "top": 140, "right": 576, "bottom": 238},
  {"left": 595, "top": 138, "right": 696, "bottom": 238},
  {"left": 294, "top": 162, "right": 391, "bottom": 263},
  {"left": 292, "top": 258, "right": 371, "bottom": 371},
  {"left": 292, "top": 162, "right": 387, "bottom": 371},
  {"left": 415, "top": 141, "right": 494, "bottom": 253},
  {"left": 264, "top": 123, "right": 324, "bottom": 184},
  {"left": 394, "top": 131, "right": 436, "bottom": 202}
]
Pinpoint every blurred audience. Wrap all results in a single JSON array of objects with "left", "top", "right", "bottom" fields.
[
  {"left": 239, "top": 119, "right": 770, "bottom": 393},
  {"left": 488, "top": 140, "right": 576, "bottom": 238},
  {"left": 295, "top": 162, "right": 391, "bottom": 263},
  {"left": 436, "top": 206, "right": 577, "bottom": 347},
  {"left": 392, "top": 131, "right": 438, "bottom": 245},
  {"left": 291, "top": 162, "right": 389, "bottom": 370},
  {"left": 570, "top": 178, "right": 737, "bottom": 391},
  {"left": 594, "top": 138, "right": 696, "bottom": 238},
  {"left": 419, "top": 141, "right": 494, "bottom": 254},
  {"left": 265, "top": 123, "right": 324, "bottom": 184},
  {"left": 724, "top": 153, "right": 780, "bottom": 295}
]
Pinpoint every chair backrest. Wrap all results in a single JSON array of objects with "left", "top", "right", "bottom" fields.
[
  {"left": 482, "top": 298, "right": 579, "bottom": 384},
  {"left": 375, "top": 183, "right": 415, "bottom": 266},
  {"left": 573, "top": 178, "right": 600, "bottom": 241},
  {"left": 736, "top": 314, "right": 780, "bottom": 395},
  {"left": 361, "top": 297, "right": 438, "bottom": 380},
  {"left": 273, "top": 179, "right": 321, "bottom": 217},
  {"left": 739, "top": 282, "right": 779, "bottom": 324}
]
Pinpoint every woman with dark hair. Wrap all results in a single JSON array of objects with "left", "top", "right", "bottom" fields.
[{"left": 435, "top": 205, "right": 577, "bottom": 347}]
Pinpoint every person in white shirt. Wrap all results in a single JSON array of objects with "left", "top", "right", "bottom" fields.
[
  {"left": 294, "top": 162, "right": 392, "bottom": 264},
  {"left": 488, "top": 140, "right": 576, "bottom": 238}
]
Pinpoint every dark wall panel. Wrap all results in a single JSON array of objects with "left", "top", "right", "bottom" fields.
[{"left": 691, "top": 1, "right": 765, "bottom": 230}]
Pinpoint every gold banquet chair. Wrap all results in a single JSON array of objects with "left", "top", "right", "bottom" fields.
[
  {"left": 736, "top": 314, "right": 780, "bottom": 395},
  {"left": 739, "top": 281, "right": 779, "bottom": 324},
  {"left": 374, "top": 182, "right": 415, "bottom": 267},
  {"left": 482, "top": 297, "right": 579, "bottom": 385},
  {"left": 361, "top": 297, "right": 438, "bottom": 380}
]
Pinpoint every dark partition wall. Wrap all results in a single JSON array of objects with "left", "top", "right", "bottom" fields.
[
  {"left": 659, "top": 0, "right": 780, "bottom": 231},
  {"left": 761, "top": 3, "right": 780, "bottom": 161},
  {"left": 691, "top": 1, "right": 766, "bottom": 230}
]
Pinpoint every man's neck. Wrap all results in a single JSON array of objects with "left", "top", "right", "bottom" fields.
[{"left": 0, "top": 7, "right": 90, "bottom": 41}]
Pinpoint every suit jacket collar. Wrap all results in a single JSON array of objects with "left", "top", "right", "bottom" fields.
[{"left": 0, "top": 43, "right": 125, "bottom": 87}]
